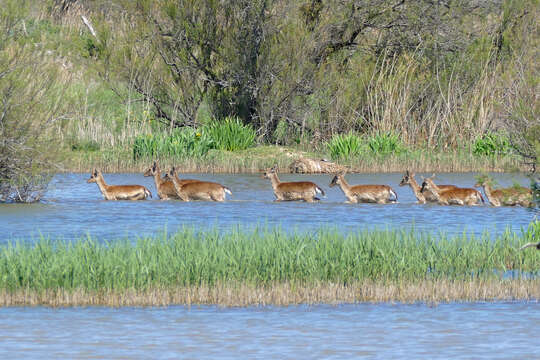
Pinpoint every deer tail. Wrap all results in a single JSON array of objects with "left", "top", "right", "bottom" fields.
[
  {"left": 390, "top": 188, "right": 398, "bottom": 202},
  {"left": 316, "top": 185, "right": 326, "bottom": 197}
]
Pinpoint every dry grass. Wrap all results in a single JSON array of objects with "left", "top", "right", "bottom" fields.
[
  {"left": 63, "top": 146, "right": 524, "bottom": 174},
  {"left": 2, "top": 279, "right": 538, "bottom": 307}
]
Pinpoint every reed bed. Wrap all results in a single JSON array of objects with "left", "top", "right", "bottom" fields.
[
  {"left": 63, "top": 146, "right": 524, "bottom": 174},
  {"left": 1, "top": 225, "right": 539, "bottom": 307}
]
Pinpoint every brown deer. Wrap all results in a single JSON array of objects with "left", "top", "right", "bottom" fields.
[
  {"left": 399, "top": 170, "right": 457, "bottom": 204},
  {"left": 87, "top": 169, "right": 151, "bottom": 200},
  {"left": 330, "top": 172, "right": 397, "bottom": 204},
  {"left": 164, "top": 167, "right": 232, "bottom": 202},
  {"left": 263, "top": 165, "right": 325, "bottom": 202},
  {"left": 474, "top": 177, "right": 532, "bottom": 207},
  {"left": 143, "top": 161, "right": 199, "bottom": 200},
  {"left": 420, "top": 175, "right": 484, "bottom": 206}
]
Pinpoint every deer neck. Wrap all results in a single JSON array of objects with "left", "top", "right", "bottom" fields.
[
  {"left": 482, "top": 184, "right": 501, "bottom": 205},
  {"left": 408, "top": 177, "right": 426, "bottom": 202},
  {"left": 482, "top": 184, "right": 494, "bottom": 201},
  {"left": 95, "top": 175, "right": 110, "bottom": 196},
  {"left": 337, "top": 176, "right": 353, "bottom": 197},
  {"left": 169, "top": 175, "right": 183, "bottom": 194},
  {"left": 153, "top": 167, "right": 166, "bottom": 188},
  {"left": 268, "top": 173, "right": 281, "bottom": 191}
]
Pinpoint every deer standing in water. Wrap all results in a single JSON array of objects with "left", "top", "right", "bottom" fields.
[
  {"left": 474, "top": 176, "right": 532, "bottom": 207},
  {"left": 87, "top": 169, "right": 151, "bottom": 200},
  {"left": 164, "top": 167, "right": 231, "bottom": 202},
  {"left": 263, "top": 165, "right": 325, "bottom": 202},
  {"left": 420, "top": 175, "right": 484, "bottom": 206},
  {"left": 143, "top": 161, "right": 199, "bottom": 200},
  {"left": 330, "top": 172, "right": 397, "bottom": 204},
  {"left": 399, "top": 170, "right": 457, "bottom": 204}
]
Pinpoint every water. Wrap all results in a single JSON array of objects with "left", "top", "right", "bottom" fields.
[
  {"left": 0, "top": 302, "right": 538, "bottom": 359},
  {"left": 1, "top": 173, "right": 538, "bottom": 358},
  {"left": 0, "top": 172, "right": 536, "bottom": 242}
]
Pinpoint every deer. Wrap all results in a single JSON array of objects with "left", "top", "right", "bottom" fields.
[
  {"left": 143, "top": 161, "right": 199, "bottom": 200},
  {"left": 87, "top": 169, "right": 152, "bottom": 200},
  {"left": 420, "top": 175, "right": 484, "bottom": 206},
  {"left": 474, "top": 176, "right": 532, "bottom": 207},
  {"left": 399, "top": 170, "right": 457, "bottom": 204},
  {"left": 330, "top": 172, "right": 397, "bottom": 204},
  {"left": 263, "top": 165, "right": 325, "bottom": 202},
  {"left": 163, "top": 167, "right": 232, "bottom": 202}
]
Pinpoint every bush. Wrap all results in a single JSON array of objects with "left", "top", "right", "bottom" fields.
[
  {"left": 0, "top": 3, "right": 66, "bottom": 202},
  {"left": 473, "top": 133, "right": 512, "bottom": 156},
  {"left": 71, "top": 140, "right": 100, "bottom": 152},
  {"left": 133, "top": 128, "right": 214, "bottom": 159},
  {"left": 203, "top": 116, "right": 256, "bottom": 151},
  {"left": 326, "top": 132, "right": 364, "bottom": 160},
  {"left": 367, "top": 132, "right": 406, "bottom": 155}
]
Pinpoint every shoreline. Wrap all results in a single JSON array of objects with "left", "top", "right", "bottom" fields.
[
  {"left": 60, "top": 145, "right": 527, "bottom": 174},
  {"left": 2, "top": 279, "right": 539, "bottom": 307}
]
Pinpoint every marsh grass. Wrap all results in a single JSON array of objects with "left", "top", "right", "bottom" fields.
[
  {"left": 63, "top": 145, "right": 523, "bottom": 174},
  {"left": 1, "top": 225, "right": 538, "bottom": 306}
]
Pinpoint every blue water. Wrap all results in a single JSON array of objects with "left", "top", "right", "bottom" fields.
[
  {"left": 0, "top": 302, "right": 538, "bottom": 359},
  {"left": 0, "top": 172, "right": 536, "bottom": 242},
  {"left": 1, "top": 172, "right": 538, "bottom": 358}
]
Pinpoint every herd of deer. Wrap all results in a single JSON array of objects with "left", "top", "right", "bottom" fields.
[{"left": 87, "top": 163, "right": 534, "bottom": 208}]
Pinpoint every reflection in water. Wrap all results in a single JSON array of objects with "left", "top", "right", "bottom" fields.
[
  {"left": 0, "top": 302, "right": 538, "bottom": 359},
  {"left": 0, "top": 172, "right": 537, "bottom": 242}
]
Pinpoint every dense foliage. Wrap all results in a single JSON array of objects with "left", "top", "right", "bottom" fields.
[
  {"left": 0, "top": 1, "right": 66, "bottom": 202},
  {"left": 0, "top": 0, "right": 539, "bottom": 195}
]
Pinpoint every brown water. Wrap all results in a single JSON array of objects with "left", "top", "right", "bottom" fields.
[
  {"left": 0, "top": 302, "right": 538, "bottom": 359},
  {"left": 0, "top": 172, "right": 536, "bottom": 242}
]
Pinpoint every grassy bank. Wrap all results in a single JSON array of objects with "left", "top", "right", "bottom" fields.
[
  {"left": 1, "top": 224, "right": 539, "bottom": 307},
  {"left": 63, "top": 145, "right": 525, "bottom": 174}
]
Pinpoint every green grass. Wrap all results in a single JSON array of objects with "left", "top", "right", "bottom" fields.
[
  {"left": 132, "top": 127, "right": 214, "bottom": 160},
  {"left": 1, "top": 223, "right": 539, "bottom": 293},
  {"left": 326, "top": 132, "right": 364, "bottom": 160},
  {"left": 204, "top": 116, "right": 256, "bottom": 151}
]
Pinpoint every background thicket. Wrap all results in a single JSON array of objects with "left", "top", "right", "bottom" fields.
[{"left": 0, "top": 0, "right": 538, "bottom": 199}]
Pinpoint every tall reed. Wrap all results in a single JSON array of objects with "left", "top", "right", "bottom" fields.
[{"left": 1, "top": 225, "right": 538, "bottom": 294}]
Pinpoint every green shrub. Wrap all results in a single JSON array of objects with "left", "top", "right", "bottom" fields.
[
  {"left": 71, "top": 140, "right": 100, "bottom": 152},
  {"left": 367, "top": 132, "right": 406, "bottom": 155},
  {"left": 133, "top": 128, "right": 214, "bottom": 159},
  {"left": 326, "top": 132, "right": 364, "bottom": 160},
  {"left": 473, "top": 133, "right": 512, "bottom": 156},
  {"left": 204, "top": 116, "right": 256, "bottom": 151}
]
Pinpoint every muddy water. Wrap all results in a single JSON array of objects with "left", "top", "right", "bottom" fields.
[
  {"left": 0, "top": 172, "right": 537, "bottom": 242},
  {"left": 0, "top": 302, "right": 539, "bottom": 359}
]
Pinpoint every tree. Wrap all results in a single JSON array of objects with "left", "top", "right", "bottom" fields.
[
  {"left": 0, "top": 1, "right": 66, "bottom": 202},
  {"left": 105, "top": 0, "right": 275, "bottom": 130}
]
